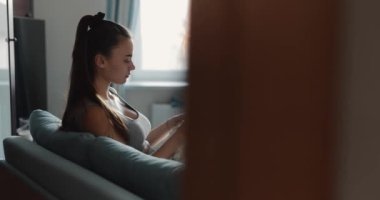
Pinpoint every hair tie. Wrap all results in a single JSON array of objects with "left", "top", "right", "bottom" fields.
[{"left": 89, "top": 12, "right": 105, "bottom": 29}]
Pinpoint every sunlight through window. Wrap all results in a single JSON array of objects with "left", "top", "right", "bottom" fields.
[{"left": 131, "top": 0, "right": 189, "bottom": 82}]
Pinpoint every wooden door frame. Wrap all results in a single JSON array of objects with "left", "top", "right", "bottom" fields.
[{"left": 184, "top": 0, "right": 338, "bottom": 199}]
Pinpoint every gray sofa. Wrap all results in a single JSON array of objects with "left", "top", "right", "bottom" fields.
[{"left": 1, "top": 109, "right": 183, "bottom": 200}]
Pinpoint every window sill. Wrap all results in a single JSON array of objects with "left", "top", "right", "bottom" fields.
[{"left": 123, "top": 81, "right": 188, "bottom": 89}]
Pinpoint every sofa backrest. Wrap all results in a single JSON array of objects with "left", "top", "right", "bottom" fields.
[
  {"left": 28, "top": 109, "right": 183, "bottom": 200},
  {"left": 29, "top": 109, "right": 96, "bottom": 169},
  {"left": 90, "top": 136, "right": 183, "bottom": 200}
]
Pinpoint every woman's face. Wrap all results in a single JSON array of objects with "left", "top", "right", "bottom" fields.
[{"left": 98, "top": 37, "right": 135, "bottom": 84}]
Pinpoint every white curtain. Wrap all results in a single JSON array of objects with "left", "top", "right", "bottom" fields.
[{"left": 106, "top": 0, "right": 140, "bottom": 32}]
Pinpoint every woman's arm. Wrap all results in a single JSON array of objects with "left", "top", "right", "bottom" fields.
[
  {"left": 146, "top": 114, "right": 185, "bottom": 146},
  {"left": 151, "top": 122, "right": 186, "bottom": 158},
  {"left": 82, "top": 106, "right": 127, "bottom": 144}
]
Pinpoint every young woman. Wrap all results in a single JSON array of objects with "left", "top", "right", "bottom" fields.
[{"left": 60, "top": 12, "right": 185, "bottom": 159}]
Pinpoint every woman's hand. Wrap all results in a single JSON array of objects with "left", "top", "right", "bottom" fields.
[
  {"left": 166, "top": 113, "right": 185, "bottom": 129},
  {"left": 147, "top": 113, "right": 185, "bottom": 147}
]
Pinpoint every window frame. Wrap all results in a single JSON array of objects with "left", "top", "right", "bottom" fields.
[{"left": 127, "top": 0, "right": 190, "bottom": 83}]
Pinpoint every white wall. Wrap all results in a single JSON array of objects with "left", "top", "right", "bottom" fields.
[
  {"left": 121, "top": 84, "right": 186, "bottom": 125},
  {"left": 0, "top": 81, "right": 11, "bottom": 159},
  {"left": 0, "top": 1, "right": 12, "bottom": 160},
  {"left": 33, "top": 0, "right": 106, "bottom": 118},
  {"left": 336, "top": 0, "right": 380, "bottom": 199}
]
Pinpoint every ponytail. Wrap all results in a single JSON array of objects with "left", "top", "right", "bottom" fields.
[{"left": 61, "top": 12, "right": 130, "bottom": 142}]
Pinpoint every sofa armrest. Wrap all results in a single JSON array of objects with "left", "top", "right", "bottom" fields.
[
  {"left": 0, "top": 161, "right": 58, "bottom": 200},
  {"left": 3, "top": 136, "right": 142, "bottom": 200}
]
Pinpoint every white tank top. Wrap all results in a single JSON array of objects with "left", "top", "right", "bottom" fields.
[{"left": 107, "top": 88, "right": 152, "bottom": 152}]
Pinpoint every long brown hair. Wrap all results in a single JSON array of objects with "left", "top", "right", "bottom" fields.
[{"left": 60, "top": 12, "right": 130, "bottom": 141}]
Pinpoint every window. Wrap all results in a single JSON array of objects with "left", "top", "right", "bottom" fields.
[{"left": 130, "top": 0, "right": 190, "bottom": 82}]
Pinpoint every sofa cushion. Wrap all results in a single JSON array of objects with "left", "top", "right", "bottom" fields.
[
  {"left": 29, "top": 109, "right": 96, "bottom": 168},
  {"left": 89, "top": 136, "right": 183, "bottom": 200}
]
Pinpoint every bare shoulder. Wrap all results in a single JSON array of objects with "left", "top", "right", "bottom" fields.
[{"left": 82, "top": 105, "right": 111, "bottom": 137}]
